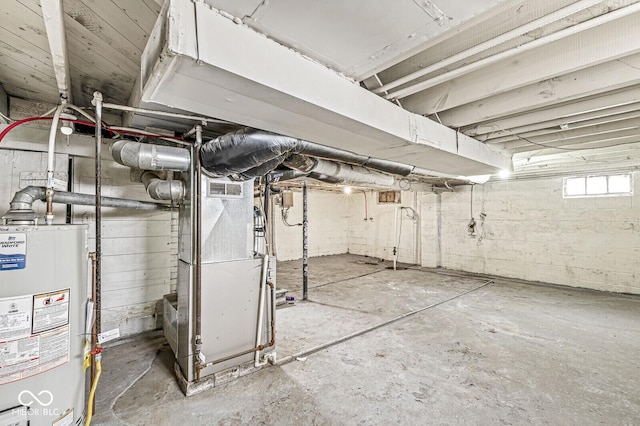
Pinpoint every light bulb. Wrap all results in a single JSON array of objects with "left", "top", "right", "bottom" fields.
[
  {"left": 59, "top": 112, "right": 77, "bottom": 136},
  {"left": 343, "top": 187, "right": 352, "bottom": 194},
  {"left": 60, "top": 122, "right": 73, "bottom": 135}
]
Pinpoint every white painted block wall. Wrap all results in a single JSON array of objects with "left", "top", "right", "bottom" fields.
[
  {"left": 72, "top": 158, "right": 177, "bottom": 336},
  {"left": 347, "top": 190, "right": 421, "bottom": 265},
  {"left": 273, "top": 190, "right": 350, "bottom": 261},
  {"left": 421, "top": 175, "right": 640, "bottom": 295}
]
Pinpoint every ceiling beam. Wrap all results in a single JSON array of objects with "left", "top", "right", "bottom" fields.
[
  {"left": 41, "top": 0, "right": 72, "bottom": 103},
  {"left": 511, "top": 133, "right": 640, "bottom": 154},
  {"left": 474, "top": 101, "right": 640, "bottom": 141},
  {"left": 497, "top": 116, "right": 640, "bottom": 148},
  {"left": 502, "top": 126, "right": 640, "bottom": 153},
  {"left": 485, "top": 109, "right": 640, "bottom": 144},
  {"left": 460, "top": 85, "right": 640, "bottom": 138},
  {"left": 401, "top": 7, "right": 640, "bottom": 115},
  {"left": 375, "top": 0, "right": 604, "bottom": 96},
  {"left": 441, "top": 53, "right": 640, "bottom": 129}
]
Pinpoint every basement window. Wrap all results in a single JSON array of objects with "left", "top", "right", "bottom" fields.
[
  {"left": 563, "top": 173, "right": 632, "bottom": 198},
  {"left": 378, "top": 191, "right": 401, "bottom": 203}
]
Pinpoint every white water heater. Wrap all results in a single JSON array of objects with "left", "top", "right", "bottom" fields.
[{"left": 0, "top": 225, "right": 88, "bottom": 426}]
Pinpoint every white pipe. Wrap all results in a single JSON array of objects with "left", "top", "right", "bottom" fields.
[
  {"left": 255, "top": 254, "right": 269, "bottom": 367},
  {"left": 393, "top": 207, "right": 400, "bottom": 270},
  {"left": 46, "top": 104, "right": 64, "bottom": 180},
  {"left": 386, "top": 2, "right": 640, "bottom": 100},
  {"left": 44, "top": 104, "right": 65, "bottom": 224},
  {"left": 65, "top": 104, "right": 96, "bottom": 123},
  {"left": 374, "top": 0, "right": 603, "bottom": 95},
  {"left": 100, "top": 102, "right": 229, "bottom": 125}
]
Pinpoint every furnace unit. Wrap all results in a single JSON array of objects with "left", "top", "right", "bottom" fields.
[{"left": 164, "top": 156, "right": 276, "bottom": 395}]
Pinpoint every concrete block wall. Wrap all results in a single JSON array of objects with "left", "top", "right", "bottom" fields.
[
  {"left": 421, "top": 175, "right": 640, "bottom": 294},
  {"left": 347, "top": 190, "right": 421, "bottom": 264},
  {"left": 273, "top": 190, "right": 350, "bottom": 261},
  {"left": 72, "top": 158, "right": 176, "bottom": 337}
]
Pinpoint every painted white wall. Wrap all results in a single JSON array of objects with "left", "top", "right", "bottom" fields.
[
  {"left": 71, "top": 157, "right": 177, "bottom": 336},
  {"left": 273, "top": 190, "right": 350, "bottom": 261},
  {"left": 421, "top": 175, "right": 640, "bottom": 294},
  {"left": 347, "top": 190, "right": 421, "bottom": 265}
]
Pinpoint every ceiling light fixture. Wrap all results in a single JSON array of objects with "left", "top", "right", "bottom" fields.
[
  {"left": 343, "top": 186, "right": 352, "bottom": 194},
  {"left": 498, "top": 169, "right": 511, "bottom": 179},
  {"left": 60, "top": 112, "right": 77, "bottom": 136}
]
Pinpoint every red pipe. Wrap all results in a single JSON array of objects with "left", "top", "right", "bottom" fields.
[{"left": 0, "top": 116, "right": 184, "bottom": 143}]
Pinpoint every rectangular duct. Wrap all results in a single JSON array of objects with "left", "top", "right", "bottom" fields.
[{"left": 132, "top": 0, "right": 511, "bottom": 177}]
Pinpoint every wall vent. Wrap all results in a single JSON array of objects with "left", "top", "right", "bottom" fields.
[{"left": 208, "top": 182, "right": 243, "bottom": 198}]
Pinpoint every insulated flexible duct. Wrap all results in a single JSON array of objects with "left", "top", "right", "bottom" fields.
[{"left": 200, "top": 128, "right": 414, "bottom": 179}]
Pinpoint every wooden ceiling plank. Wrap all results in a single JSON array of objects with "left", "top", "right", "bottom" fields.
[
  {"left": 3, "top": 83, "right": 59, "bottom": 104},
  {"left": 140, "top": 0, "right": 163, "bottom": 15},
  {"left": 69, "top": 64, "right": 134, "bottom": 106},
  {"left": 65, "top": 32, "right": 138, "bottom": 83},
  {"left": 0, "top": 31, "right": 53, "bottom": 70},
  {"left": 0, "top": 48, "right": 57, "bottom": 86},
  {"left": 63, "top": 14, "right": 140, "bottom": 77},
  {"left": 63, "top": 0, "right": 144, "bottom": 63},
  {"left": 3, "top": 1, "right": 52, "bottom": 50},
  {"left": 110, "top": 0, "right": 160, "bottom": 33}
]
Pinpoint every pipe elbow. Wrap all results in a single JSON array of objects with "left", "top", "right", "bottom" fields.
[
  {"left": 141, "top": 172, "right": 185, "bottom": 201},
  {"left": 9, "top": 186, "right": 45, "bottom": 210}
]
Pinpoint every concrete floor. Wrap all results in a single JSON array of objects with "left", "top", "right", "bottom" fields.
[{"left": 93, "top": 254, "right": 640, "bottom": 425}]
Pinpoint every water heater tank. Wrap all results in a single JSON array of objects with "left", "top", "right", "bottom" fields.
[{"left": 0, "top": 225, "right": 88, "bottom": 426}]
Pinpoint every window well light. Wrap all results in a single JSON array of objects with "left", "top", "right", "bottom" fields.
[{"left": 498, "top": 169, "right": 511, "bottom": 179}]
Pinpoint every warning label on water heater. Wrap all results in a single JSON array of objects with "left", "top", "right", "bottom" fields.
[
  {"left": 0, "top": 291, "right": 71, "bottom": 385},
  {"left": 0, "top": 233, "right": 26, "bottom": 271},
  {"left": 33, "top": 289, "right": 70, "bottom": 333}
]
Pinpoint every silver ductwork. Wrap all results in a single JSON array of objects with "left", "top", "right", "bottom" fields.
[
  {"left": 109, "top": 129, "right": 435, "bottom": 195},
  {"left": 110, "top": 140, "right": 188, "bottom": 202},
  {"left": 284, "top": 155, "right": 395, "bottom": 187},
  {"left": 141, "top": 171, "right": 185, "bottom": 201},
  {"left": 111, "top": 140, "right": 190, "bottom": 172}
]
